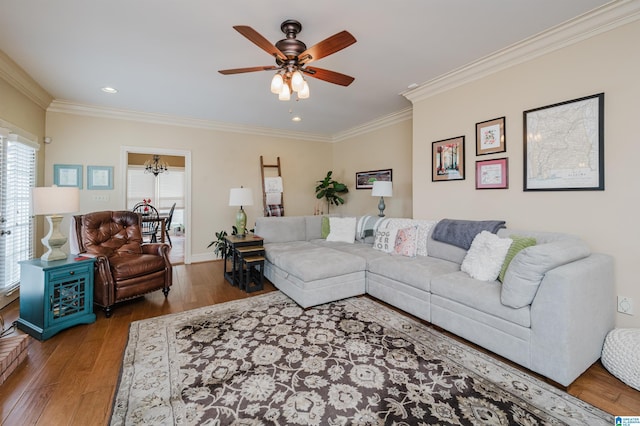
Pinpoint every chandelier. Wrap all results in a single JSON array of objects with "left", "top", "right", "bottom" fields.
[
  {"left": 144, "top": 155, "right": 168, "bottom": 176},
  {"left": 270, "top": 67, "right": 309, "bottom": 101}
]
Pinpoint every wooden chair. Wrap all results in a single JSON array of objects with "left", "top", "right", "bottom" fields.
[
  {"left": 72, "top": 211, "right": 172, "bottom": 317},
  {"left": 132, "top": 203, "right": 160, "bottom": 243},
  {"left": 163, "top": 203, "right": 176, "bottom": 246}
]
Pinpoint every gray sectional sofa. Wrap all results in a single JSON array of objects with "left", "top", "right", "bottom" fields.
[{"left": 253, "top": 215, "right": 615, "bottom": 386}]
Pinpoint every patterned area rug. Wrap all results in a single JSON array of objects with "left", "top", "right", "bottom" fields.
[{"left": 111, "top": 292, "right": 612, "bottom": 425}]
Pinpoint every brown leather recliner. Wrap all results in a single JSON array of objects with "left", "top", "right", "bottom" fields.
[{"left": 73, "top": 210, "right": 172, "bottom": 317}]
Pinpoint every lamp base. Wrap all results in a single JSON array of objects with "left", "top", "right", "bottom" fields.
[
  {"left": 377, "top": 197, "right": 386, "bottom": 217},
  {"left": 236, "top": 208, "right": 247, "bottom": 236},
  {"left": 41, "top": 215, "right": 68, "bottom": 261}
]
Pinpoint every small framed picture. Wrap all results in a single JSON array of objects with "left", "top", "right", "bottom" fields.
[
  {"left": 87, "top": 166, "right": 114, "bottom": 190},
  {"left": 476, "top": 116, "right": 506, "bottom": 155},
  {"left": 53, "top": 164, "right": 83, "bottom": 189},
  {"left": 476, "top": 158, "right": 508, "bottom": 189},
  {"left": 355, "top": 169, "right": 392, "bottom": 189},
  {"left": 432, "top": 136, "right": 465, "bottom": 182}
]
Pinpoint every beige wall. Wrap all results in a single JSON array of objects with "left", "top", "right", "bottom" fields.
[
  {"left": 331, "top": 119, "right": 413, "bottom": 218},
  {"left": 410, "top": 20, "right": 640, "bottom": 327},
  {"left": 45, "top": 112, "right": 333, "bottom": 262}
]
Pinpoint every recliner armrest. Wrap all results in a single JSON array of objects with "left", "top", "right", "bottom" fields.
[{"left": 142, "top": 243, "right": 171, "bottom": 257}]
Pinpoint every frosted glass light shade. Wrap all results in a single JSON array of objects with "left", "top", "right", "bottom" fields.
[
  {"left": 291, "top": 70, "right": 304, "bottom": 92},
  {"left": 270, "top": 73, "right": 283, "bottom": 94},
  {"left": 371, "top": 181, "right": 393, "bottom": 197},
  {"left": 278, "top": 84, "right": 291, "bottom": 101},
  {"left": 298, "top": 81, "right": 310, "bottom": 99}
]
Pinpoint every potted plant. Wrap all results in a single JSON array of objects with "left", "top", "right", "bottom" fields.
[
  {"left": 315, "top": 171, "right": 348, "bottom": 213},
  {"left": 207, "top": 227, "right": 237, "bottom": 259}
]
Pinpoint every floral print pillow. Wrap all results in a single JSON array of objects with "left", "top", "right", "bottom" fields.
[{"left": 394, "top": 226, "right": 418, "bottom": 257}]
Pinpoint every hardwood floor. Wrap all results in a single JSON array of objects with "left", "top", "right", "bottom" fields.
[{"left": 0, "top": 260, "right": 637, "bottom": 425}]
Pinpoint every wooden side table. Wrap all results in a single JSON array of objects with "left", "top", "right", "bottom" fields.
[
  {"left": 17, "top": 256, "right": 96, "bottom": 340},
  {"left": 223, "top": 234, "right": 264, "bottom": 290}
]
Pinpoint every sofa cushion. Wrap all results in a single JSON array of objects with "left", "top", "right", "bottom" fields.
[
  {"left": 305, "top": 215, "right": 324, "bottom": 241},
  {"left": 321, "top": 216, "right": 330, "bottom": 238},
  {"left": 373, "top": 228, "right": 399, "bottom": 253},
  {"left": 326, "top": 217, "right": 356, "bottom": 243},
  {"left": 461, "top": 231, "right": 512, "bottom": 281},
  {"left": 368, "top": 255, "right": 459, "bottom": 292},
  {"left": 255, "top": 216, "right": 306, "bottom": 243},
  {"left": 426, "top": 226, "right": 468, "bottom": 265},
  {"left": 378, "top": 218, "right": 437, "bottom": 257},
  {"left": 277, "top": 246, "right": 366, "bottom": 282},
  {"left": 501, "top": 239, "right": 591, "bottom": 308},
  {"left": 498, "top": 235, "right": 537, "bottom": 282},
  {"left": 431, "top": 271, "right": 531, "bottom": 328},
  {"left": 263, "top": 241, "right": 317, "bottom": 265}
]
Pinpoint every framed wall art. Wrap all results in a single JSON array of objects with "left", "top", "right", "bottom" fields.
[
  {"left": 476, "top": 158, "right": 508, "bottom": 189},
  {"left": 476, "top": 116, "right": 506, "bottom": 155},
  {"left": 355, "top": 169, "right": 392, "bottom": 189},
  {"left": 53, "top": 164, "right": 83, "bottom": 189},
  {"left": 432, "top": 136, "right": 465, "bottom": 182},
  {"left": 87, "top": 166, "right": 114, "bottom": 190},
  {"left": 523, "top": 93, "right": 604, "bottom": 191}
]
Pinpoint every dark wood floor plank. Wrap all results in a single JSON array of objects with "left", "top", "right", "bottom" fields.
[{"left": 0, "top": 259, "right": 636, "bottom": 424}]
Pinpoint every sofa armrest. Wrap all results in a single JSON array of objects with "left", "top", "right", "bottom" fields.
[
  {"left": 142, "top": 243, "right": 170, "bottom": 257},
  {"left": 530, "top": 253, "right": 615, "bottom": 386}
]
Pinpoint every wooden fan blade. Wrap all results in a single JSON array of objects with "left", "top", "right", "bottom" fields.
[
  {"left": 218, "top": 66, "right": 278, "bottom": 75},
  {"left": 299, "top": 31, "right": 356, "bottom": 64},
  {"left": 233, "top": 25, "right": 287, "bottom": 61},
  {"left": 303, "top": 66, "right": 355, "bottom": 86}
]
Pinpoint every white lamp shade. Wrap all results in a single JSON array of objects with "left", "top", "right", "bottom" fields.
[
  {"left": 229, "top": 187, "right": 254, "bottom": 207},
  {"left": 371, "top": 181, "right": 393, "bottom": 197},
  {"left": 32, "top": 186, "right": 80, "bottom": 215},
  {"left": 278, "top": 84, "right": 291, "bottom": 101},
  {"left": 291, "top": 70, "right": 304, "bottom": 92},
  {"left": 298, "top": 81, "right": 310, "bottom": 99},
  {"left": 270, "top": 73, "right": 283, "bottom": 94}
]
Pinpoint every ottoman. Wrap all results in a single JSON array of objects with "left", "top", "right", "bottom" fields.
[{"left": 601, "top": 328, "right": 640, "bottom": 391}]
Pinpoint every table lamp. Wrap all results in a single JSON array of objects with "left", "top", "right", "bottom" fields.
[
  {"left": 371, "top": 181, "right": 393, "bottom": 217},
  {"left": 32, "top": 186, "right": 80, "bottom": 261},
  {"left": 229, "top": 187, "right": 253, "bottom": 236}
]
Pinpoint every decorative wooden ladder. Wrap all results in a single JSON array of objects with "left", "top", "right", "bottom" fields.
[{"left": 260, "top": 156, "right": 284, "bottom": 216}]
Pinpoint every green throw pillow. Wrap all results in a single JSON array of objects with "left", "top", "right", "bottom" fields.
[
  {"left": 321, "top": 216, "right": 330, "bottom": 239},
  {"left": 498, "top": 235, "right": 537, "bottom": 282}
]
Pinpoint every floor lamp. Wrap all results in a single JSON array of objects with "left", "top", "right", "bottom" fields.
[{"left": 32, "top": 186, "right": 80, "bottom": 261}]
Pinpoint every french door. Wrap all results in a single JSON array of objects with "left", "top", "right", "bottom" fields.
[{"left": 0, "top": 129, "right": 37, "bottom": 308}]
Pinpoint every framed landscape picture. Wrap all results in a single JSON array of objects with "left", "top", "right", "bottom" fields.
[
  {"left": 524, "top": 93, "right": 604, "bottom": 191},
  {"left": 355, "top": 169, "right": 392, "bottom": 189},
  {"left": 476, "top": 116, "right": 506, "bottom": 155},
  {"left": 432, "top": 136, "right": 465, "bottom": 182},
  {"left": 476, "top": 158, "right": 508, "bottom": 189}
]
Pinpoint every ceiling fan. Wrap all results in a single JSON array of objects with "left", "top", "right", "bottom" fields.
[{"left": 218, "top": 20, "right": 356, "bottom": 100}]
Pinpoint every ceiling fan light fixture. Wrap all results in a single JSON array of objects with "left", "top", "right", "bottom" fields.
[
  {"left": 270, "top": 73, "right": 283, "bottom": 94},
  {"left": 298, "top": 81, "right": 310, "bottom": 99},
  {"left": 291, "top": 70, "right": 304, "bottom": 92},
  {"left": 278, "top": 83, "right": 291, "bottom": 101}
]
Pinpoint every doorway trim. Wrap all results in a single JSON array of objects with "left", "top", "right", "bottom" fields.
[{"left": 120, "top": 146, "right": 192, "bottom": 264}]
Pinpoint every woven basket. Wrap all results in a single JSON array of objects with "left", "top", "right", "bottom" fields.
[{"left": 601, "top": 328, "right": 640, "bottom": 391}]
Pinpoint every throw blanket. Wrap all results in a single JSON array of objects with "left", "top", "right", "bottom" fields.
[{"left": 432, "top": 218, "right": 506, "bottom": 249}]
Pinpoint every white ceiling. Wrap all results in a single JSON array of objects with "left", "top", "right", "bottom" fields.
[{"left": 0, "top": 0, "right": 614, "bottom": 137}]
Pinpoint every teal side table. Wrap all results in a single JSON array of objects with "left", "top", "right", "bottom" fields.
[{"left": 17, "top": 256, "right": 96, "bottom": 340}]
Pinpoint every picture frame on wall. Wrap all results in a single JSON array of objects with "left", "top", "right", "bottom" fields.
[
  {"left": 87, "top": 166, "right": 114, "bottom": 190},
  {"left": 355, "top": 169, "right": 392, "bottom": 189},
  {"left": 53, "top": 164, "right": 83, "bottom": 189},
  {"left": 476, "top": 116, "right": 506, "bottom": 155},
  {"left": 432, "top": 136, "right": 465, "bottom": 182},
  {"left": 523, "top": 93, "right": 604, "bottom": 191},
  {"left": 476, "top": 158, "right": 508, "bottom": 189}
]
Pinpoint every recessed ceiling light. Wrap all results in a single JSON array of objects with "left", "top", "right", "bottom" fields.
[
  {"left": 101, "top": 86, "right": 118, "bottom": 94},
  {"left": 291, "top": 116, "right": 302, "bottom": 122}
]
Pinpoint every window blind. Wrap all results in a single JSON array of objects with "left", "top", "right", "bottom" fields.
[{"left": 0, "top": 134, "right": 36, "bottom": 295}]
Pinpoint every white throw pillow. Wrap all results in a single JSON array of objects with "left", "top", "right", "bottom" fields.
[
  {"left": 326, "top": 217, "right": 357, "bottom": 243},
  {"left": 373, "top": 228, "right": 399, "bottom": 253},
  {"left": 461, "top": 231, "right": 513, "bottom": 281}
]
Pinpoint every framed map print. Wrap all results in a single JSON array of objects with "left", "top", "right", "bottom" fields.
[{"left": 524, "top": 93, "right": 604, "bottom": 191}]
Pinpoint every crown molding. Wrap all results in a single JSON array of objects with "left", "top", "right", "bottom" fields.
[
  {"left": 403, "top": 0, "right": 640, "bottom": 104},
  {"left": 331, "top": 107, "right": 412, "bottom": 142},
  {"left": 0, "top": 49, "right": 52, "bottom": 110},
  {"left": 47, "top": 100, "right": 333, "bottom": 143}
]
